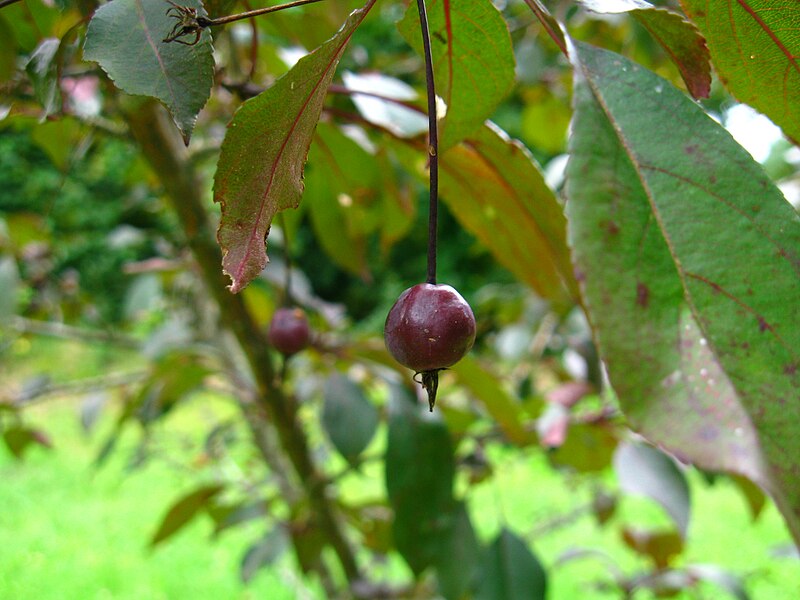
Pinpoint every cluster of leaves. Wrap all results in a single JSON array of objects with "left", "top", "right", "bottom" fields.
[{"left": 1, "top": 0, "right": 799, "bottom": 598}]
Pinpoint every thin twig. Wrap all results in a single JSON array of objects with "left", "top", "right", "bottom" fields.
[
  {"left": 416, "top": 0, "right": 439, "bottom": 285},
  {"left": 201, "top": 0, "right": 325, "bottom": 27}
]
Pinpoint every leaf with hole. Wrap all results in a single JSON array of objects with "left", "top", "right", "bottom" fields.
[
  {"left": 566, "top": 40, "right": 800, "bottom": 546},
  {"left": 83, "top": 0, "right": 213, "bottom": 144}
]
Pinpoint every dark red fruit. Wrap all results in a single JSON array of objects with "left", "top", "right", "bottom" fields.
[
  {"left": 268, "top": 307, "right": 311, "bottom": 356},
  {"left": 384, "top": 283, "right": 476, "bottom": 410}
]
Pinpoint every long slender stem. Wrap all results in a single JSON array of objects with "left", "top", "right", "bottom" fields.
[
  {"left": 416, "top": 0, "right": 438, "bottom": 285},
  {"left": 199, "top": 0, "right": 325, "bottom": 27}
]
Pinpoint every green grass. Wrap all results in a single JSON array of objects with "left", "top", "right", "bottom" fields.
[{"left": 1, "top": 336, "right": 798, "bottom": 599}]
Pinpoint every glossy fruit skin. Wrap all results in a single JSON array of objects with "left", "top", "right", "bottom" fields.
[
  {"left": 384, "top": 283, "right": 476, "bottom": 372},
  {"left": 268, "top": 307, "right": 311, "bottom": 356}
]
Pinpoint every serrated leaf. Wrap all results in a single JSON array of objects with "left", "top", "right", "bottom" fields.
[
  {"left": 475, "top": 528, "right": 547, "bottom": 600},
  {"left": 580, "top": 0, "right": 711, "bottom": 98},
  {"left": 385, "top": 384, "right": 456, "bottom": 574},
  {"left": 83, "top": 0, "right": 213, "bottom": 144},
  {"left": 398, "top": 0, "right": 516, "bottom": 148},
  {"left": 614, "top": 443, "right": 690, "bottom": 537},
  {"left": 150, "top": 484, "right": 224, "bottom": 546},
  {"left": 213, "top": 2, "right": 375, "bottom": 293},
  {"left": 25, "top": 38, "right": 62, "bottom": 116},
  {"left": 322, "top": 373, "right": 379, "bottom": 465},
  {"left": 439, "top": 122, "right": 578, "bottom": 306},
  {"left": 566, "top": 41, "right": 800, "bottom": 546},
  {"left": 680, "top": 0, "right": 800, "bottom": 143}
]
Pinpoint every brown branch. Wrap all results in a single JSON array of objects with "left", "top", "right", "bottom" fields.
[{"left": 121, "top": 100, "right": 362, "bottom": 589}]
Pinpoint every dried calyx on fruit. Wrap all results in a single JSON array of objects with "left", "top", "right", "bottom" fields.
[
  {"left": 268, "top": 307, "right": 311, "bottom": 356},
  {"left": 385, "top": 283, "right": 476, "bottom": 410}
]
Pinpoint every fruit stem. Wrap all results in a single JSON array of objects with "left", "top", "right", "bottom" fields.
[
  {"left": 421, "top": 370, "right": 440, "bottom": 412},
  {"left": 416, "top": 0, "right": 438, "bottom": 285}
]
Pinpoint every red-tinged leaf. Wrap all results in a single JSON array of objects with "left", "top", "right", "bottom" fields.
[
  {"left": 150, "top": 484, "right": 224, "bottom": 546},
  {"left": 213, "top": 1, "right": 376, "bottom": 293},
  {"left": 622, "top": 527, "right": 684, "bottom": 569},
  {"left": 680, "top": 0, "right": 800, "bottom": 143},
  {"left": 566, "top": 41, "right": 800, "bottom": 546},
  {"left": 438, "top": 122, "right": 578, "bottom": 307},
  {"left": 83, "top": 0, "right": 213, "bottom": 144},
  {"left": 580, "top": 0, "right": 711, "bottom": 99},
  {"left": 398, "top": 0, "right": 516, "bottom": 148}
]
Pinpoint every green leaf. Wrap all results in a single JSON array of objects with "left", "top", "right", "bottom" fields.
[
  {"left": 449, "top": 356, "right": 536, "bottom": 447},
  {"left": 475, "top": 528, "right": 547, "bottom": 600},
  {"left": 240, "top": 527, "right": 288, "bottom": 583},
  {"left": 305, "top": 122, "right": 380, "bottom": 277},
  {"left": 680, "top": 0, "right": 800, "bottom": 143},
  {"left": 614, "top": 442, "right": 690, "bottom": 537},
  {"left": 150, "top": 484, "right": 224, "bottom": 546},
  {"left": 565, "top": 41, "right": 800, "bottom": 545},
  {"left": 83, "top": 0, "right": 214, "bottom": 144},
  {"left": 322, "top": 373, "right": 379, "bottom": 465},
  {"left": 550, "top": 422, "right": 618, "bottom": 473},
  {"left": 385, "top": 384, "right": 456, "bottom": 574},
  {"left": 434, "top": 503, "right": 481, "bottom": 600},
  {"left": 580, "top": 0, "right": 711, "bottom": 98},
  {"left": 398, "top": 0, "right": 516, "bottom": 148},
  {"left": 439, "top": 123, "right": 578, "bottom": 307},
  {"left": 25, "top": 38, "right": 62, "bottom": 116},
  {"left": 213, "top": 2, "right": 375, "bottom": 293}
]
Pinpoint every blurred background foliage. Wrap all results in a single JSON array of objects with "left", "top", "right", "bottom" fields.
[{"left": 1, "top": 0, "right": 799, "bottom": 598}]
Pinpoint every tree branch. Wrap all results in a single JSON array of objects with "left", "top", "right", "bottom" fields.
[{"left": 122, "top": 99, "right": 362, "bottom": 589}]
